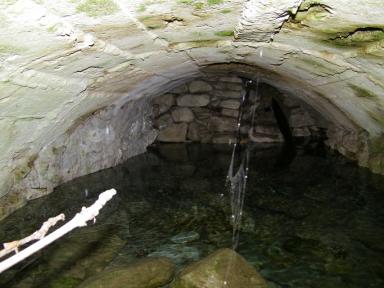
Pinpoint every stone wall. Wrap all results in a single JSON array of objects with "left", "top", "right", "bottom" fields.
[
  {"left": 152, "top": 75, "right": 325, "bottom": 145},
  {"left": 0, "top": 97, "right": 157, "bottom": 220}
]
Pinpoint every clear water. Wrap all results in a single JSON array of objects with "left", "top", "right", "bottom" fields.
[{"left": 1, "top": 143, "right": 384, "bottom": 288}]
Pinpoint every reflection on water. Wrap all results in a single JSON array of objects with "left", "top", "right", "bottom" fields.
[{"left": 0, "top": 143, "right": 384, "bottom": 287}]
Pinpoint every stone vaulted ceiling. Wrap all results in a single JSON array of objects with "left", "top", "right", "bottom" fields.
[{"left": 0, "top": 0, "right": 383, "bottom": 218}]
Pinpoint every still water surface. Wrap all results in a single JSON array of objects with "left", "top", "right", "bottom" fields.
[{"left": 0, "top": 143, "right": 383, "bottom": 287}]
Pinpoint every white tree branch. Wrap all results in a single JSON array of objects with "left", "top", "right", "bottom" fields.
[
  {"left": 0, "top": 213, "right": 65, "bottom": 259},
  {"left": 0, "top": 188, "right": 117, "bottom": 274}
]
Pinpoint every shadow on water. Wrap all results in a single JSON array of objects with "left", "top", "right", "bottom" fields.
[{"left": 0, "top": 143, "right": 384, "bottom": 287}]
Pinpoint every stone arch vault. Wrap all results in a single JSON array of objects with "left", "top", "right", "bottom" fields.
[{"left": 0, "top": 0, "right": 384, "bottom": 219}]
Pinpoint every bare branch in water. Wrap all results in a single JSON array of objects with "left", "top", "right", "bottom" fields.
[
  {"left": 0, "top": 214, "right": 65, "bottom": 259},
  {"left": 0, "top": 189, "right": 117, "bottom": 274}
]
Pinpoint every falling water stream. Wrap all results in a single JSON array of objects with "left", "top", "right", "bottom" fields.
[{"left": 226, "top": 78, "right": 254, "bottom": 250}]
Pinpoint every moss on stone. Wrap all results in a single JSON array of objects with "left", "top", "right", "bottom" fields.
[
  {"left": 349, "top": 84, "right": 377, "bottom": 99},
  {"left": 294, "top": 5, "right": 329, "bottom": 22},
  {"left": 214, "top": 30, "right": 234, "bottom": 37},
  {"left": 367, "top": 109, "right": 384, "bottom": 128},
  {"left": 194, "top": 2, "right": 204, "bottom": 9},
  {"left": 76, "top": 0, "right": 119, "bottom": 17},
  {"left": 207, "top": 0, "right": 223, "bottom": 5},
  {"left": 286, "top": 0, "right": 384, "bottom": 50},
  {"left": 369, "top": 135, "right": 384, "bottom": 155},
  {"left": 331, "top": 29, "right": 384, "bottom": 47},
  {"left": 0, "top": 43, "right": 21, "bottom": 54},
  {"left": 299, "top": 0, "right": 327, "bottom": 11},
  {"left": 177, "top": 0, "right": 194, "bottom": 4},
  {"left": 137, "top": 3, "right": 146, "bottom": 12},
  {"left": 220, "top": 8, "right": 231, "bottom": 13},
  {"left": 47, "top": 25, "right": 58, "bottom": 33}
]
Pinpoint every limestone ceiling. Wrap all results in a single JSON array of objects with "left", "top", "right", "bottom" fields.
[{"left": 0, "top": 0, "right": 384, "bottom": 188}]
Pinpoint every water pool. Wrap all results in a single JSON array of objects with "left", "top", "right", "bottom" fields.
[{"left": 0, "top": 143, "right": 383, "bottom": 287}]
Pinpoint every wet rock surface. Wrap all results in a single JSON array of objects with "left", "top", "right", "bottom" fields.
[{"left": 171, "top": 248, "right": 268, "bottom": 288}]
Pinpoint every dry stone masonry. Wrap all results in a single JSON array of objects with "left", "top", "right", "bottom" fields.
[{"left": 152, "top": 75, "right": 323, "bottom": 145}]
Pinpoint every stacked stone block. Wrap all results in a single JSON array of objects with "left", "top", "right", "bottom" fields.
[{"left": 152, "top": 76, "right": 322, "bottom": 144}]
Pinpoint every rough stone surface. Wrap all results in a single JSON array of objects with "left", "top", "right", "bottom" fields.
[
  {"left": 152, "top": 76, "right": 345, "bottom": 148},
  {"left": 187, "top": 122, "right": 210, "bottom": 142},
  {"left": 172, "top": 107, "right": 194, "bottom": 123},
  {"left": 153, "top": 94, "right": 176, "bottom": 107},
  {"left": 189, "top": 81, "right": 213, "bottom": 93},
  {"left": 1, "top": 0, "right": 384, "bottom": 219},
  {"left": 220, "top": 100, "right": 241, "bottom": 110},
  {"left": 153, "top": 94, "right": 176, "bottom": 115},
  {"left": 290, "top": 109, "right": 315, "bottom": 128},
  {"left": 249, "top": 127, "right": 284, "bottom": 143},
  {"left": 79, "top": 257, "right": 175, "bottom": 288},
  {"left": 208, "top": 117, "right": 238, "bottom": 133},
  {"left": 2, "top": 97, "right": 157, "bottom": 220},
  {"left": 236, "top": 0, "right": 304, "bottom": 42},
  {"left": 177, "top": 95, "right": 210, "bottom": 107},
  {"left": 292, "top": 127, "right": 311, "bottom": 137},
  {"left": 214, "top": 82, "right": 243, "bottom": 92},
  {"left": 214, "top": 90, "right": 242, "bottom": 99},
  {"left": 170, "top": 248, "right": 268, "bottom": 288},
  {"left": 155, "top": 113, "right": 173, "bottom": 130},
  {"left": 157, "top": 123, "right": 188, "bottom": 142},
  {"left": 221, "top": 109, "right": 239, "bottom": 118}
]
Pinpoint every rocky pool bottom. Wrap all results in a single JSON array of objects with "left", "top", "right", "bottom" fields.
[{"left": 0, "top": 143, "right": 384, "bottom": 288}]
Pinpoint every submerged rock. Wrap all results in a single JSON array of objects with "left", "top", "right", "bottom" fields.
[
  {"left": 149, "top": 244, "right": 200, "bottom": 265},
  {"left": 79, "top": 257, "right": 175, "bottom": 288},
  {"left": 171, "top": 248, "right": 268, "bottom": 288},
  {"left": 171, "top": 231, "right": 200, "bottom": 244}
]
